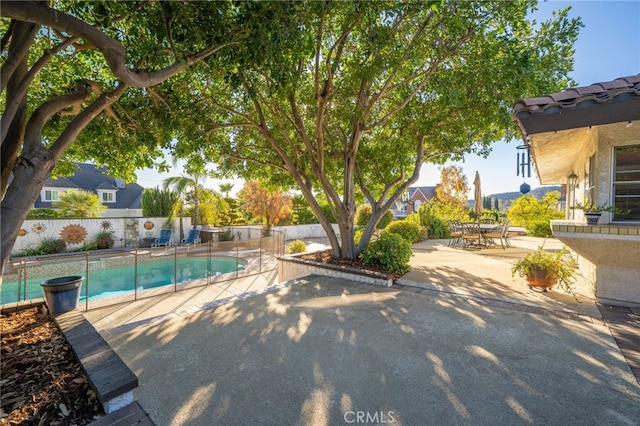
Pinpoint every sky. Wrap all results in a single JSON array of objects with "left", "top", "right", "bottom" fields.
[{"left": 136, "top": 1, "right": 640, "bottom": 197}]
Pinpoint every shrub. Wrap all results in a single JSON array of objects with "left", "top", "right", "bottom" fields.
[
  {"left": 384, "top": 220, "right": 423, "bottom": 243},
  {"left": 27, "top": 208, "right": 58, "bottom": 219},
  {"left": 218, "top": 228, "right": 235, "bottom": 241},
  {"left": 416, "top": 204, "right": 450, "bottom": 239},
  {"left": 40, "top": 237, "right": 67, "bottom": 254},
  {"left": 360, "top": 232, "right": 412, "bottom": 275},
  {"left": 14, "top": 237, "right": 67, "bottom": 257},
  {"left": 526, "top": 220, "right": 553, "bottom": 238},
  {"left": 355, "top": 205, "right": 393, "bottom": 229},
  {"left": 286, "top": 239, "right": 307, "bottom": 254}
]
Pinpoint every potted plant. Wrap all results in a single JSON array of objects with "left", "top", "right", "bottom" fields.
[
  {"left": 572, "top": 201, "right": 630, "bottom": 225},
  {"left": 94, "top": 230, "right": 115, "bottom": 249},
  {"left": 511, "top": 245, "right": 578, "bottom": 293}
]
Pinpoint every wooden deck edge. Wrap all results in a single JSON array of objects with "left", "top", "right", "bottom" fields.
[{"left": 54, "top": 309, "right": 139, "bottom": 414}]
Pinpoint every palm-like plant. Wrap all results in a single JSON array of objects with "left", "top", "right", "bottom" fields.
[
  {"left": 53, "top": 190, "right": 106, "bottom": 218},
  {"left": 163, "top": 175, "right": 225, "bottom": 237},
  {"left": 219, "top": 183, "right": 234, "bottom": 198}
]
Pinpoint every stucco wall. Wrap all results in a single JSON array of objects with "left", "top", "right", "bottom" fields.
[
  {"left": 12, "top": 217, "right": 181, "bottom": 254},
  {"left": 275, "top": 224, "right": 340, "bottom": 241}
]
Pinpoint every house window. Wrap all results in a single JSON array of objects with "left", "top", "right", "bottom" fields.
[
  {"left": 43, "top": 189, "right": 60, "bottom": 202},
  {"left": 101, "top": 191, "right": 115, "bottom": 203},
  {"left": 613, "top": 145, "right": 640, "bottom": 222}
]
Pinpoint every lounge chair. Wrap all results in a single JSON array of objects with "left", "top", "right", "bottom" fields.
[
  {"left": 151, "top": 229, "right": 174, "bottom": 247},
  {"left": 179, "top": 229, "right": 201, "bottom": 246}
]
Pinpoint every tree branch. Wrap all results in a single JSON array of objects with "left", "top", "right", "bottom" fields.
[
  {"left": 0, "top": 20, "right": 39, "bottom": 93},
  {"left": 1, "top": 1, "right": 234, "bottom": 88},
  {"left": 49, "top": 82, "right": 129, "bottom": 160},
  {"left": 1, "top": 35, "right": 79, "bottom": 144}
]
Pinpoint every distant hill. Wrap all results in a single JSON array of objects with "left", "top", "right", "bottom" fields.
[{"left": 489, "top": 186, "right": 562, "bottom": 201}]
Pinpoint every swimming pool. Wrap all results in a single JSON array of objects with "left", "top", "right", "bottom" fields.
[{"left": 1, "top": 256, "right": 247, "bottom": 304}]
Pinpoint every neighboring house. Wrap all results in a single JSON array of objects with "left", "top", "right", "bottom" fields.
[
  {"left": 34, "top": 163, "right": 143, "bottom": 217},
  {"left": 513, "top": 74, "right": 640, "bottom": 307},
  {"left": 393, "top": 186, "right": 436, "bottom": 218}
]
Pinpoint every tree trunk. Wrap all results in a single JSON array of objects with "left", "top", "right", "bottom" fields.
[{"left": 1, "top": 151, "right": 56, "bottom": 272}]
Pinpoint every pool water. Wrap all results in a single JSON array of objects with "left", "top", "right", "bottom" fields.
[{"left": 2, "top": 256, "right": 246, "bottom": 304}]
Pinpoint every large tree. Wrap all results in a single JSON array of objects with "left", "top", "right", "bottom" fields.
[
  {"left": 0, "top": 1, "right": 279, "bottom": 270},
  {"left": 436, "top": 165, "right": 470, "bottom": 208},
  {"left": 173, "top": 1, "right": 581, "bottom": 259},
  {"left": 238, "top": 180, "right": 293, "bottom": 229}
]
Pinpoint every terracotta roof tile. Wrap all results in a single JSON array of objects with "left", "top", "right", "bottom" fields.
[
  {"left": 513, "top": 74, "right": 640, "bottom": 114},
  {"left": 512, "top": 74, "right": 640, "bottom": 135}
]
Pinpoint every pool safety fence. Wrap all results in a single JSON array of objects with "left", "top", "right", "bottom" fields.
[{"left": 2, "top": 228, "right": 285, "bottom": 311}]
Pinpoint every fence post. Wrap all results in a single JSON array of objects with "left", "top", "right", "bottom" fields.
[
  {"left": 134, "top": 248, "right": 138, "bottom": 301},
  {"left": 85, "top": 252, "right": 89, "bottom": 311},
  {"left": 207, "top": 240, "right": 211, "bottom": 286},
  {"left": 174, "top": 244, "right": 178, "bottom": 293},
  {"left": 259, "top": 231, "right": 262, "bottom": 274},
  {"left": 19, "top": 258, "right": 25, "bottom": 302}
]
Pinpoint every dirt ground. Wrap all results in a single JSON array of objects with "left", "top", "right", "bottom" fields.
[{"left": 1, "top": 307, "right": 104, "bottom": 425}]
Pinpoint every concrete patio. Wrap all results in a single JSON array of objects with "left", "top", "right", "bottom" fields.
[{"left": 84, "top": 236, "right": 640, "bottom": 425}]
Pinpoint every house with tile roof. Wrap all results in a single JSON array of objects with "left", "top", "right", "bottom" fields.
[
  {"left": 513, "top": 74, "right": 640, "bottom": 307},
  {"left": 34, "top": 163, "right": 143, "bottom": 217}
]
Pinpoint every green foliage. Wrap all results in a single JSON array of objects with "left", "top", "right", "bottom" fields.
[
  {"left": 13, "top": 237, "right": 67, "bottom": 257},
  {"left": 318, "top": 203, "right": 336, "bottom": 224},
  {"left": 573, "top": 201, "right": 631, "bottom": 215},
  {"left": 286, "top": 239, "right": 307, "bottom": 254},
  {"left": 385, "top": 220, "right": 424, "bottom": 244},
  {"left": 512, "top": 245, "right": 579, "bottom": 294},
  {"left": 527, "top": 220, "right": 553, "bottom": 238},
  {"left": 218, "top": 228, "right": 235, "bottom": 242},
  {"left": 479, "top": 210, "right": 500, "bottom": 223},
  {"left": 292, "top": 196, "right": 318, "bottom": 225},
  {"left": 416, "top": 204, "right": 451, "bottom": 240},
  {"left": 54, "top": 190, "right": 106, "bottom": 218},
  {"left": 216, "top": 198, "right": 245, "bottom": 225},
  {"left": 142, "top": 187, "right": 178, "bottom": 217},
  {"left": 360, "top": 232, "right": 412, "bottom": 275},
  {"left": 94, "top": 231, "right": 115, "bottom": 249},
  {"left": 355, "top": 205, "right": 393, "bottom": 229},
  {"left": 27, "top": 208, "right": 59, "bottom": 219},
  {"left": 507, "top": 191, "right": 564, "bottom": 233},
  {"left": 39, "top": 237, "right": 66, "bottom": 254}
]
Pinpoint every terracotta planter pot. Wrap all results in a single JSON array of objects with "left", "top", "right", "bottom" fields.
[{"left": 525, "top": 268, "right": 558, "bottom": 291}]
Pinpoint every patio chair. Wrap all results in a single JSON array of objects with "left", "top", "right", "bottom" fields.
[
  {"left": 151, "top": 229, "right": 174, "bottom": 247},
  {"left": 447, "top": 220, "right": 463, "bottom": 246},
  {"left": 461, "top": 222, "right": 484, "bottom": 248},
  {"left": 484, "top": 219, "right": 511, "bottom": 249},
  {"left": 179, "top": 229, "right": 201, "bottom": 246}
]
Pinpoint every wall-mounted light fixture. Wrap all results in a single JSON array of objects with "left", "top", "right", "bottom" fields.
[{"left": 568, "top": 172, "right": 578, "bottom": 189}]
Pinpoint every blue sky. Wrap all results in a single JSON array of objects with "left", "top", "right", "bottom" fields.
[{"left": 137, "top": 1, "right": 640, "bottom": 196}]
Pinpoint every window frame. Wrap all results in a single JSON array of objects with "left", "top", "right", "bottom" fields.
[
  {"left": 99, "top": 190, "right": 116, "bottom": 203},
  {"left": 43, "top": 189, "right": 60, "bottom": 202},
  {"left": 611, "top": 144, "right": 640, "bottom": 223}
]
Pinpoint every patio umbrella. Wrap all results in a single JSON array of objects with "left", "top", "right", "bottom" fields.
[{"left": 474, "top": 171, "right": 484, "bottom": 217}]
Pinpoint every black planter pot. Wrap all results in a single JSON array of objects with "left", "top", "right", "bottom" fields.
[{"left": 40, "top": 276, "right": 84, "bottom": 315}]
